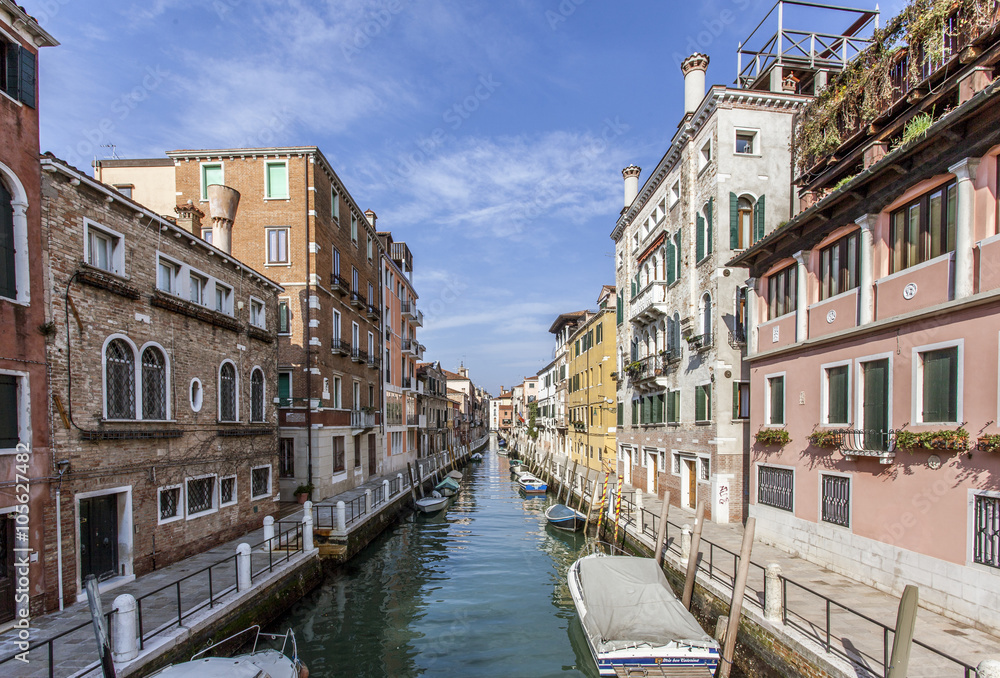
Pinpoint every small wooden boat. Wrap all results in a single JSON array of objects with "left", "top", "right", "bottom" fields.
[
  {"left": 517, "top": 473, "right": 547, "bottom": 494},
  {"left": 544, "top": 504, "right": 586, "bottom": 532},
  {"left": 470, "top": 453, "right": 483, "bottom": 461},
  {"left": 447, "top": 470, "right": 463, "bottom": 481},
  {"left": 434, "top": 477, "right": 461, "bottom": 497},
  {"left": 415, "top": 491, "right": 449, "bottom": 513},
  {"left": 568, "top": 554, "right": 720, "bottom": 676},
  {"left": 148, "top": 626, "right": 307, "bottom": 677}
]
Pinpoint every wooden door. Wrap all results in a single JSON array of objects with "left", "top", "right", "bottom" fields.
[
  {"left": 685, "top": 460, "right": 697, "bottom": 509},
  {"left": 0, "top": 517, "right": 14, "bottom": 623},
  {"left": 863, "top": 359, "right": 889, "bottom": 451},
  {"left": 80, "top": 495, "right": 118, "bottom": 582},
  {"left": 368, "top": 434, "right": 377, "bottom": 475}
]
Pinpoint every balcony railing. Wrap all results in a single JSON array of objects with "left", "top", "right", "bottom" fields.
[
  {"left": 629, "top": 282, "right": 670, "bottom": 324},
  {"left": 407, "top": 414, "right": 419, "bottom": 426},
  {"left": 835, "top": 428, "right": 896, "bottom": 464},
  {"left": 330, "top": 273, "right": 349, "bottom": 295},
  {"left": 685, "top": 331, "right": 713, "bottom": 351},
  {"left": 350, "top": 290, "right": 367, "bottom": 308},
  {"left": 402, "top": 339, "right": 417, "bottom": 356},
  {"left": 351, "top": 410, "right": 378, "bottom": 429},
  {"left": 627, "top": 350, "right": 682, "bottom": 384},
  {"left": 366, "top": 304, "right": 380, "bottom": 322},
  {"left": 331, "top": 338, "right": 351, "bottom": 356},
  {"left": 351, "top": 348, "right": 368, "bottom": 364},
  {"left": 367, "top": 356, "right": 380, "bottom": 370}
]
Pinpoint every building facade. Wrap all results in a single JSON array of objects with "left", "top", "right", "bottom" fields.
[{"left": 417, "top": 362, "right": 449, "bottom": 455}]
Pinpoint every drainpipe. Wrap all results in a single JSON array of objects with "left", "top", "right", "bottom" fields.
[
  {"left": 304, "top": 157, "right": 313, "bottom": 489},
  {"left": 55, "top": 480, "right": 63, "bottom": 610}
]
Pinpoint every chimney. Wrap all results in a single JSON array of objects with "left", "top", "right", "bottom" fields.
[
  {"left": 681, "top": 53, "right": 710, "bottom": 115},
  {"left": 174, "top": 200, "right": 204, "bottom": 237},
  {"left": 364, "top": 209, "right": 377, "bottom": 228},
  {"left": 207, "top": 184, "right": 241, "bottom": 255},
  {"left": 622, "top": 165, "right": 641, "bottom": 208}
]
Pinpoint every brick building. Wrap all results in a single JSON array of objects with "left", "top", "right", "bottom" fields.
[
  {"left": 0, "top": 2, "right": 57, "bottom": 619},
  {"left": 40, "top": 155, "right": 282, "bottom": 607}
]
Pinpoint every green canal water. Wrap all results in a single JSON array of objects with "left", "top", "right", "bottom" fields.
[{"left": 270, "top": 447, "right": 600, "bottom": 677}]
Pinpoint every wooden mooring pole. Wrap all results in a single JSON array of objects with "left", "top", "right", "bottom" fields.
[
  {"left": 717, "top": 516, "right": 756, "bottom": 678},
  {"left": 887, "top": 585, "right": 919, "bottom": 678},
  {"left": 563, "top": 460, "right": 578, "bottom": 504},
  {"left": 682, "top": 500, "right": 706, "bottom": 609},
  {"left": 576, "top": 469, "right": 591, "bottom": 513},
  {"left": 653, "top": 491, "right": 671, "bottom": 566},
  {"left": 583, "top": 472, "right": 604, "bottom": 534},
  {"left": 406, "top": 463, "right": 418, "bottom": 504}
]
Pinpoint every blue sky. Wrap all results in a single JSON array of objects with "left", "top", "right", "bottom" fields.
[{"left": 34, "top": 0, "right": 898, "bottom": 394}]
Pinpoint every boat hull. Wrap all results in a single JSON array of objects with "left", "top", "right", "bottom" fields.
[
  {"left": 544, "top": 505, "right": 586, "bottom": 532},
  {"left": 415, "top": 497, "right": 449, "bottom": 513}
]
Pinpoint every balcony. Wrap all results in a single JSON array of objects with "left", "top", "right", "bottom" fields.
[
  {"left": 572, "top": 421, "right": 586, "bottom": 432},
  {"left": 367, "top": 356, "right": 380, "bottom": 371},
  {"left": 351, "top": 348, "right": 368, "bottom": 364},
  {"left": 350, "top": 290, "right": 367, "bottom": 309},
  {"left": 629, "top": 282, "right": 670, "bottom": 324},
  {"left": 407, "top": 414, "right": 420, "bottom": 427},
  {"left": 415, "top": 342, "right": 425, "bottom": 360},
  {"left": 402, "top": 339, "right": 418, "bottom": 356},
  {"left": 351, "top": 409, "right": 378, "bottom": 430},
  {"left": 835, "top": 429, "right": 896, "bottom": 464},
  {"left": 627, "top": 351, "right": 681, "bottom": 388},
  {"left": 366, "top": 304, "right": 380, "bottom": 322},
  {"left": 685, "top": 331, "right": 713, "bottom": 351},
  {"left": 331, "top": 338, "right": 351, "bottom": 356},
  {"left": 330, "top": 273, "right": 349, "bottom": 296}
]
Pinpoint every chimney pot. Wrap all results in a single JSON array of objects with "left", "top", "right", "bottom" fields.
[
  {"left": 364, "top": 209, "right": 377, "bottom": 227},
  {"left": 680, "top": 53, "right": 710, "bottom": 115},
  {"left": 622, "top": 165, "right": 641, "bottom": 209},
  {"left": 207, "top": 184, "right": 241, "bottom": 255}
]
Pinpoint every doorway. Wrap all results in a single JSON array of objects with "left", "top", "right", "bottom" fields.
[
  {"left": 0, "top": 517, "right": 14, "bottom": 623},
  {"left": 684, "top": 459, "right": 697, "bottom": 509},
  {"left": 80, "top": 495, "right": 118, "bottom": 582},
  {"left": 644, "top": 449, "right": 657, "bottom": 495},
  {"left": 368, "top": 434, "right": 377, "bottom": 476}
]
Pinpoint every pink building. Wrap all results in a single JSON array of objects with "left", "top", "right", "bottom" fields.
[{"left": 730, "top": 2, "right": 1000, "bottom": 632}]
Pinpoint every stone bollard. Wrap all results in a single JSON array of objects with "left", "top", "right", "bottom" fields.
[
  {"left": 418, "top": 462, "right": 423, "bottom": 480},
  {"left": 979, "top": 660, "right": 1000, "bottom": 678},
  {"left": 365, "top": 489, "right": 372, "bottom": 511},
  {"left": 383, "top": 479, "right": 390, "bottom": 501},
  {"left": 764, "top": 563, "right": 783, "bottom": 622},
  {"left": 336, "top": 501, "right": 347, "bottom": 533},
  {"left": 111, "top": 594, "right": 139, "bottom": 662},
  {"left": 396, "top": 474, "right": 403, "bottom": 494},
  {"left": 263, "top": 515, "right": 275, "bottom": 552},
  {"left": 681, "top": 524, "right": 692, "bottom": 560},
  {"left": 236, "top": 543, "right": 251, "bottom": 592},
  {"left": 636, "top": 491, "right": 644, "bottom": 513},
  {"left": 303, "top": 509, "right": 314, "bottom": 551}
]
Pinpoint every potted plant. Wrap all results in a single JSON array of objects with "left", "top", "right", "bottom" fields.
[
  {"left": 896, "top": 427, "right": 969, "bottom": 452},
  {"left": 294, "top": 483, "right": 314, "bottom": 504},
  {"left": 362, "top": 405, "right": 378, "bottom": 415},
  {"left": 978, "top": 434, "right": 1000, "bottom": 453},
  {"left": 755, "top": 428, "right": 791, "bottom": 447},
  {"left": 808, "top": 429, "right": 841, "bottom": 448}
]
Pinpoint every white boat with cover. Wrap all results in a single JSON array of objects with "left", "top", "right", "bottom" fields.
[{"left": 148, "top": 626, "right": 306, "bottom": 678}]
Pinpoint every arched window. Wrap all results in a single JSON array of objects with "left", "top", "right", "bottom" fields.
[
  {"left": 0, "top": 179, "right": 14, "bottom": 299},
  {"left": 141, "top": 346, "right": 167, "bottom": 420},
  {"left": 219, "top": 362, "right": 237, "bottom": 422},
  {"left": 106, "top": 339, "right": 135, "bottom": 419},
  {"left": 251, "top": 368, "right": 265, "bottom": 422},
  {"left": 671, "top": 312, "right": 681, "bottom": 354},
  {"left": 737, "top": 195, "right": 754, "bottom": 249},
  {"left": 697, "top": 201, "right": 713, "bottom": 262},
  {"left": 701, "top": 293, "right": 713, "bottom": 339}
]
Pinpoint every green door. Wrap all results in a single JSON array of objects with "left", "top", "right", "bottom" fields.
[{"left": 863, "top": 360, "right": 889, "bottom": 451}]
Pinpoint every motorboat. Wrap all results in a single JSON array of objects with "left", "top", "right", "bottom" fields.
[
  {"left": 415, "top": 491, "right": 449, "bottom": 513},
  {"left": 568, "top": 554, "right": 720, "bottom": 676},
  {"left": 517, "top": 473, "right": 547, "bottom": 494},
  {"left": 434, "top": 476, "right": 461, "bottom": 497},
  {"left": 148, "top": 626, "right": 307, "bottom": 678},
  {"left": 544, "top": 503, "right": 587, "bottom": 532},
  {"left": 447, "top": 469, "right": 463, "bottom": 481},
  {"left": 470, "top": 453, "right": 483, "bottom": 461}
]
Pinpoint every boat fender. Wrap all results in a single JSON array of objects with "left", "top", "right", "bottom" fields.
[{"left": 298, "top": 662, "right": 309, "bottom": 678}]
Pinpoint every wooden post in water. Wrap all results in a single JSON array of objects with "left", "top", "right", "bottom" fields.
[
  {"left": 887, "top": 585, "right": 919, "bottom": 678},
  {"left": 576, "top": 470, "right": 591, "bottom": 513},
  {"left": 584, "top": 472, "right": 604, "bottom": 534},
  {"left": 563, "top": 460, "right": 578, "bottom": 504},
  {"left": 407, "top": 463, "right": 418, "bottom": 504},
  {"left": 717, "top": 517, "right": 756, "bottom": 678},
  {"left": 612, "top": 481, "right": 623, "bottom": 546},
  {"left": 682, "top": 500, "right": 706, "bottom": 609},
  {"left": 653, "top": 491, "right": 671, "bottom": 566},
  {"left": 594, "top": 472, "right": 610, "bottom": 536}
]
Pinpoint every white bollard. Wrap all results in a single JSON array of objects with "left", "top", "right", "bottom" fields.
[
  {"left": 978, "top": 660, "right": 1000, "bottom": 678},
  {"left": 303, "top": 510, "right": 314, "bottom": 551},
  {"left": 681, "top": 525, "right": 692, "bottom": 561},
  {"left": 365, "top": 489, "right": 372, "bottom": 511},
  {"left": 765, "top": 563, "right": 783, "bottom": 622},
  {"left": 396, "top": 473, "right": 403, "bottom": 494},
  {"left": 336, "top": 501, "right": 347, "bottom": 532},
  {"left": 383, "top": 479, "right": 390, "bottom": 501},
  {"left": 237, "top": 543, "right": 251, "bottom": 592},
  {"left": 418, "top": 462, "right": 423, "bottom": 480},
  {"left": 263, "top": 515, "right": 275, "bottom": 552},
  {"left": 636, "top": 491, "right": 644, "bottom": 513},
  {"left": 111, "top": 594, "right": 139, "bottom": 662}
]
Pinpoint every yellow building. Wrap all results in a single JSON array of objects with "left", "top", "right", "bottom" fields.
[{"left": 567, "top": 286, "right": 617, "bottom": 473}]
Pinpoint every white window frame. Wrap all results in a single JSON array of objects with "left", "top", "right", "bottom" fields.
[
  {"left": 200, "top": 161, "right": 224, "bottom": 202},
  {"left": 219, "top": 474, "right": 238, "bottom": 507},
  {"left": 764, "top": 371, "right": 787, "bottom": 427},
  {"left": 185, "top": 473, "right": 219, "bottom": 520},
  {"left": 218, "top": 359, "right": 240, "bottom": 423},
  {"left": 332, "top": 375, "right": 342, "bottom": 409},
  {"left": 266, "top": 227, "right": 290, "bottom": 266},
  {"left": 755, "top": 462, "right": 796, "bottom": 513},
  {"left": 351, "top": 213, "right": 358, "bottom": 243},
  {"left": 189, "top": 377, "right": 204, "bottom": 413},
  {"left": 912, "top": 339, "right": 964, "bottom": 425},
  {"left": 695, "top": 380, "right": 713, "bottom": 424},
  {"left": 331, "top": 186, "right": 340, "bottom": 221},
  {"left": 733, "top": 381, "right": 750, "bottom": 420},
  {"left": 200, "top": 227, "right": 213, "bottom": 244},
  {"left": 264, "top": 159, "right": 289, "bottom": 200},
  {"left": 213, "top": 281, "right": 233, "bottom": 316},
  {"left": 671, "top": 452, "right": 681, "bottom": 476},
  {"left": 367, "top": 235, "right": 373, "bottom": 260},
  {"left": 332, "top": 308, "right": 341, "bottom": 342},
  {"left": 968, "top": 488, "right": 1000, "bottom": 570},
  {"left": 249, "top": 296, "right": 266, "bottom": 329},
  {"left": 139, "top": 340, "right": 172, "bottom": 421},
  {"left": 734, "top": 128, "right": 760, "bottom": 156},
  {"left": 820, "top": 359, "right": 853, "bottom": 426},
  {"left": 669, "top": 180, "right": 680, "bottom": 208},
  {"left": 189, "top": 270, "right": 208, "bottom": 306},
  {"left": 156, "top": 255, "right": 181, "bottom": 296},
  {"left": 698, "top": 453, "right": 711, "bottom": 484},
  {"left": 84, "top": 219, "right": 125, "bottom": 276},
  {"left": 157, "top": 483, "right": 184, "bottom": 525},
  {"left": 854, "top": 352, "right": 894, "bottom": 434},
  {"left": 0, "top": 369, "right": 29, "bottom": 454},
  {"left": 277, "top": 370, "right": 292, "bottom": 407},
  {"left": 0, "top": 163, "right": 29, "bottom": 304},
  {"left": 699, "top": 138, "right": 712, "bottom": 173},
  {"left": 818, "top": 471, "right": 853, "bottom": 531},
  {"left": 250, "top": 464, "right": 273, "bottom": 500}
]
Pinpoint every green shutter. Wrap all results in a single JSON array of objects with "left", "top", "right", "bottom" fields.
[
  {"left": 732, "top": 382, "right": 740, "bottom": 420},
  {"left": 18, "top": 47, "right": 35, "bottom": 108},
  {"left": 706, "top": 197, "right": 714, "bottom": 256},
  {"left": 656, "top": 393, "right": 665, "bottom": 423},
  {"left": 617, "top": 402, "right": 623, "bottom": 426},
  {"left": 278, "top": 300, "right": 288, "bottom": 333},
  {"left": 828, "top": 366, "right": 849, "bottom": 424},
  {"left": 673, "top": 391, "right": 681, "bottom": 422},
  {"left": 730, "top": 192, "right": 739, "bottom": 249},
  {"left": 0, "top": 181, "right": 15, "bottom": 299},
  {"left": 695, "top": 386, "right": 706, "bottom": 422},
  {"left": 696, "top": 214, "right": 705, "bottom": 261},
  {"left": 754, "top": 194, "right": 766, "bottom": 243},
  {"left": 632, "top": 401, "right": 639, "bottom": 425},
  {"left": 922, "top": 348, "right": 958, "bottom": 422},
  {"left": 769, "top": 376, "right": 784, "bottom": 425},
  {"left": 0, "top": 374, "right": 18, "bottom": 447},
  {"left": 267, "top": 163, "right": 288, "bottom": 198},
  {"left": 666, "top": 237, "right": 676, "bottom": 284},
  {"left": 4, "top": 42, "right": 19, "bottom": 100},
  {"left": 675, "top": 230, "right": 682, "bottom": 275},
  {"left": 277, "top": 373, "right": 290, "bottom": 406},
  {"left": 616, "top": 294, "right": 623, "bottom": 325}
]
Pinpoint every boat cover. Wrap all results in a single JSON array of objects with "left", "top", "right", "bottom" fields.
[
  {"left": 546, "top": 504, "right": 583, "bottom": 521},
  {"left": 447, "top": 470, "right": 463, "bottom": 480},
  {"left": 577, "top": 556, "right": 717, "bottom": 653},
  {"left": 435, "top": 477, "right": 461, "bottom": 491}
]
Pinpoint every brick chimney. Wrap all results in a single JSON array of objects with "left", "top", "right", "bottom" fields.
[{"left": 174, "top": 200, "right": 204, "bottom": 237}]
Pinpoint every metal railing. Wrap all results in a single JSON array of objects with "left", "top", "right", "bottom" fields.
[
  {"left": 331, "top": 338, "right": 351, "bottom": 355},
  {"left": 351, "top": 410, "right": 378, "bottom": 428}
]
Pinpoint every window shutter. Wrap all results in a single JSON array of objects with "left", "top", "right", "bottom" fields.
[
  {"left": 656, "top": 393, "right": 665, "bottom": 423},
  {"left": 695, "top": 386, "right": 706, "bottom": 421},
  {"left": 18, "top": 46, "right": 35, "bottom": 108},
  {"left": 733, "top": 382, "right": 740, "bottom": 420},
  {"left": 696, "top": 214, "right": 705, "bottom": 261},
  {"left": 666, "top": 237, "right": 676, "bottom": 284},
  {"left": 754, "top": 194, "right": 766, "bottom": 243},
  {"left": 730, "top": 192, "right": 739, "bottom": 249},
  {"left": 631, "top": 279, "right": 636, "bottom": 298},
  {"left": 617, "top": 403, "right": 623, "bottom": 426},
  {"left": 706, "top": 198, "right": 714, "bottom": 256},
  {"left": 632, "top": 402, "right": 639, "bottom": 425},
  {"left": 0, "top": 375, "right": 18, "bottom": 447},
  {"left": 770, "top": 377, "right": 784, "bottom": 425},
  {"left": 0, "top": 182, "right": 16, "bottom": 298},
  {"left": 922, "top": 348, "right": 958, "bottom": 422},
  {"left": 673, "top": 391, "right": 681, "bottom": 422},
  {"left": 675, "top": 230, "right": 682, "bottom": 274},
  {"left": 4, "top": 42, "right": 19, "bottom": 101}
]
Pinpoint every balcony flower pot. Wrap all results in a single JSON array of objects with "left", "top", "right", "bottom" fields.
[
  {"left": 754, "top": 428, "right": 791, "bottom": 447},
  {"left": 294, "top": 483, "right": 314, "bottom": 504},
  {"left": 978, "top": 434, "right": 1000, "bottom": 453},
  {"left": 808, "top": 429, "right": 841, "bottom": 448},
  {"left": 895, "top": 427, "right": 969, "bottom": 452}
]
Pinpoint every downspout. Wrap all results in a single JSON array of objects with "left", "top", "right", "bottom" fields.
[
  {"left": 304, "top": 157, "right": 313, "bottom": 490},
  {"left": 56, "top": 471, "right": 64, "bottom": 610}
]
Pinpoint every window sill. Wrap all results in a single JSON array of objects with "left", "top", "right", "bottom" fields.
[
  {"left": 264, "top": 196, "right": 290, "bottom": 201},
  {"left": 734, "top": 153, "right": 762, "bottom": 158},
  {"left": 186, "top": 507, "right": 219, "bottom": 521},
  {"left": 0, "top": 89, "right": 23, "bottom": 107},
  {"left": 695, "top": 420, "right": 713, "bottom": 426},
  {"left": 157, "top": 515, "right": 183, "bottom": 526},
  {"left": 251, "top": 493, "right": 272, "bottom": 502},
  {"left": 877, "top": 251, "right": 953, "bottom": 283},
  {"left": 265, "top": 262, "right": 292, "bottom": 267},
  {"left": 220, "top": 500, "right": 237, "bottom": 508}
]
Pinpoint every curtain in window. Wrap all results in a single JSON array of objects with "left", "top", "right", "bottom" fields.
[
  {"left": 106, "top": 339, "right": 135, "bottom": 419},
  {"left": 141, "top": 347, "right": 167, "bottom": 420},
  {"left": 220, "top": 363, "right": 237, "bottom": 421},
  {"left": 0, "top": 375, "right": 17, "bottom": 447}
]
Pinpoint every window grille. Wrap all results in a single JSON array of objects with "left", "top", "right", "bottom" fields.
[
  {"left": 251, "top": 369, "right": 264, "bottom": 422},
  {"left": 160, "top": 487, "right": 180, "bottom": 520},
  {"left": 252, "top": 466, "right": 270, "bottom": 498},
  {"left": 187, "top": 477, "right": 214, "bottom": 515},
  {"left": 821, "top": 475, "right": 851, "bottom": 527},
  {"left": 974, "top": 495, "right": 1000, "bottom": 569},
  {"left": 279, "top": 439, "right": 295, "bottom": 477},
  {"left": 106, "top": 339, "right": 135, "bottom": 419},
  {"left": 758, "top": 466, "right": 793, "bottom": 512},
  {"left": 220, "top": 363, "right": 236, "bottom": 422},
  {"left": 220, "top": 476, "right": 235, "bottom": 504},
  {"left": 142, "top": 347, "right": 167, "bottom": 419}
]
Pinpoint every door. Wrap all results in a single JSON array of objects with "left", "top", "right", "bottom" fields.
[
  {"left": 80, "top": 495, "right": 118, "bottom": 582},
  {"left": 368, "top": 434, "right": 377, "bottom": 475},
  {"left": 685, "top": 459, "right": 697, "bottom": 509},
  {"left": 0, "top": 517, "right": 14, "bottom": 623},
  {"left": 645, "top": 451, "right": 657, "bottom": 495},
  {"left": 862, "top": 359, "right": 889, "bottom": 451}
]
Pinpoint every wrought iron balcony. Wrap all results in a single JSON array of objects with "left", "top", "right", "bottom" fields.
[
  {"left": 366, "top": 304, "right": 380, "bottom": 322},
  {"left": 835, "top": 429, "right": 896, "bottom": 464},
  {"left": 685, "top": 331, "right": 713, "bottom": 351},
  {"left": 331, "top": 338, "right": 351, "bottom": 356},
  {"left": 351, "top": 348, "right": 368, "bottom": 364},
  {"left": 350, "top": 290, "right": 367, "bottom": 309},
  {"left": 367, "top": 356, "right": 380, "bottom": 371},
  {"left": 330, "top": 273, "right": 349, "bottom": 295},
  {"left": 351, "top": 409, "right": 378, "bottom": 429}
]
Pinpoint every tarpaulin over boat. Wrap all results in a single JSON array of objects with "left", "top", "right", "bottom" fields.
[{"left": 577, "top": 556, "right": 718, "bottom": 653}]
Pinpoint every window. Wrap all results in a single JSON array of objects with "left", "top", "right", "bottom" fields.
[
  {"left": 695, "top": 384, "right": 712, "bottom": 423},
  {"left": 1, "top": 37, "right": 36, "bottom": 107},
  {"left": 0, "top": 373, "right": 24, "bottom": 450},
  {"left": 219, "top": 362, "right": 237, "bottom": 422},
  {"left": 333, "top": 436, "right": 346, "bottom": 473},
  {"left": 890, "top": 180, "right": 957, "bottom": 273},
  {"left": 669, "top": 181, "right": 680, "bottom": 207},
  {"left": 767, "top": 264, "right": 797, "bottom": 319},
  {"left": 918, "top": 345, "right": 959, "bottom": 423},
  {"left": 157, "top": 258, "right": 179, "bottom": 295},
  {"left": 251, "top": 465, "right": 272, "bottom": 499},
  {"left": 672, "top": 453, "right": 680, "bottom": 475},
  {"left": 367, "top": 235, "right": 373, "bottom": 260},
  {"left": 666, "top": 390, "right": 681, "bottom": 424},
  {"left": 278, "top": 371, "right": 291, "bottom": 407},
  {"left": 973, "top": 493, "right": 1000, "bottom": 569},
  {"left": 267, "top": 228, "right": 289, "bottom": 264},
  {"left": 250, "top": 298, "right": 265, "bottom": 328},
  {"left": 331, "top": 187, "right": 340, "bottom": 220},
  {"left": 187, "top": 476, "right": 216, "bottom": 516},
  {"left": 733, "top": 382, "right": 750, "bottom": 420},
  {"left": 158, "top": 485, "right": 181, "bottom": 523},
  {"left": 352, "top": 267, "right": 359, "bottom": 292},
  {"left": 251, "top": 368, "right": 265, "bottom": 422},
  {"left": 819, "top": 231, "right": 860, "bottom": 300},
  {"left": 190, "top": 378, "right": 204, "bottom": 412},
  {"left": 220, "top": 476, "right": 237, "bottom": 506},
  {"left": 735, "top": 130, "right": 757, "bottom": 155},
  {"left": 265, "top": 161, "right": 288, "bottom": 199},
  {"left": 189, "top": 272, "right": 207, "bottom": 306},
  {"left": 105, "top": 338, "right": 135, "bottom": 419},
  {"left": 332, "top": 309, "right": 342, "bottom": 345},
  {"left": 700, "top": 139, "right": 712, "bottom": 171},
  {"left": 696, "top": 199, "right": 713, "bottom": 262},
  {"left": 332, "top": 376, "right": 342, "bottom": 409},
  {"left": 279, "top": 439, "right": 295, "bottom": 478},
  {"left": 351, "top": 214, "right": 358, "bottom": 242},
  {"left": 278, "top": 299, "right": 290, "bottom": 334},
  {"left": 767, "top": 375, "right": 785, "bottom": 425},
  {"left": 214, "top": 283, "right": 232, "bottom": 315},
  {"left": 0, "top": 179, "right": 15, "bottom": 299},
  {"left": 113, "top": 184, "right": 133, "bottom": 199},
  {"left": 731, "top": 194, "right": 764, "bottom": 250},
  {"left": 201, "top": 228, "right": 213, "bottom": 244},
  {"left": 821, "top": 475, "right": 850, "bottom": 527},
  {"left": 353, "top": 381, "right": 361, "bottom": 410},
  {"left": 700, "top": 293, "right": 712, "bottom": 340},
  {"left": 825, "top": 364, "right": 850, "bottom": 425},
  {"left": 85, "top": 221, "right": 123, "bottom": 275},
  {"left": 141, "top": 346, "right": 168, "bottom": 420},
  {"left": 700, "top": 457, "right": 710, "bottom": 481},
  {"left": 758, "top": 465, "right": 793, "bottom": 511},
  {"left": 200, "top": 163, "right": 223, "bottom": 201}
]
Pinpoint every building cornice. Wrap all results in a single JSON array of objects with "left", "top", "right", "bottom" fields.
[{"left": 0, "top": 0, "right": 58, "bottom": 46}]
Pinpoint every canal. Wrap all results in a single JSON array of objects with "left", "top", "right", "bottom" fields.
[{"left": 270, "top": 446, "right": 599, "bottom": 677}]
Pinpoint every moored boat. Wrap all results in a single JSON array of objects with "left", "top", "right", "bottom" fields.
[
  {"left": 415, "top": 491, "right": 449, "bottom": 513},
  {"left": 434, "top": 476, "right": 461, "bottom": 497},
  {"left": 148, "top": 626, "right": 307, "bottom": 678},
  {"left": 544, "top": 503, "right": 586, "bottom": 532},
  {"left": 447, "top": 469, "right": 463, "bottom": 481},
  {"left": 568, "top": 554, "right": 720, "bottom": 676},
  {"left": 517, "top": 473, "right": 547, "bottom": 494},
  {"left": 470, "top": 453, "right": 483, "bottom": 461}
]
